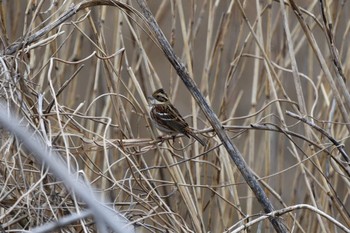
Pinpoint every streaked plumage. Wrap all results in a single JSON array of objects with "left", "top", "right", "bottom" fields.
[{"left": 149, "top": 88, "right": 206, "bottom": 146}]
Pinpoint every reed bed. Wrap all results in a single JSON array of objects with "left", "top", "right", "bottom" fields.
[{"left": 0, "top": 0, "right": 349, "bottom": 232}]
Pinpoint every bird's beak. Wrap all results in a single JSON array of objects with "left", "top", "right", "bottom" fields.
[{"left": 147, "top": 97, "right": 155, "bottom": 106}]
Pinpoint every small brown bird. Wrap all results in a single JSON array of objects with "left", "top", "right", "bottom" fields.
[{"left": 148, "top": 88, "right": 206, "bottom": 146}]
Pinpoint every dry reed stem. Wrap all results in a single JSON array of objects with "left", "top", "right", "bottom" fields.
[{"left": 0, "top": 0, "right": 349, "bottom": 232}]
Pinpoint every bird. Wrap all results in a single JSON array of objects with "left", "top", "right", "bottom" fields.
[{"left": 148, "top": 88, "right": 206, "bottom": 146}]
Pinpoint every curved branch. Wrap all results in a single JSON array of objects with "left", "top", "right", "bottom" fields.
[
  {"left": 135, "top": 0, "right": 288, "bottom": 232},
  {"left": 3, "top": 0, "right": 135, "bottom": 55}
]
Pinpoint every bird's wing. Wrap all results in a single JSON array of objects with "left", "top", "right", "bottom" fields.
[{"left": 155, "top": 104, "right": 190, "bottom": 136}]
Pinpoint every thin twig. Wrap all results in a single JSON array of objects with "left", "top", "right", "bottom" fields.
[
  {"left": 286, "top": 111, "right": 350, "bottom": 163},
  {"left": 135, "top": 0, "right": 288, "bottom": 232},
  {"left": 0, "top": 102, "right": 134, "bottom": 233}
]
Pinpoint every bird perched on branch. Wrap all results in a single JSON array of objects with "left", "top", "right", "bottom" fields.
[{"left": 148, "top": 88, "right": 206, "bottom": 146}]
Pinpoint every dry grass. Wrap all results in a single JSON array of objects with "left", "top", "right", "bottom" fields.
[{"left": 0, "top": 0, "right": 350, "bottom": 232}]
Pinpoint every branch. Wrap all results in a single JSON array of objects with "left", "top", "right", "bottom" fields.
[
  {"left": 227, "top": 204, "right": 350, "bottom": 233},
  {"left": 286, "top": 111, "right": 350, "bottom": 163},
  {"left": 135, "top": 0, "right": 288, "bottom": 232},
  {"left": 2, "top": 0, "right": 133, "bottom": 55},
  {"left": 0, "top": 103, "right": 134, "bottom": 232}
]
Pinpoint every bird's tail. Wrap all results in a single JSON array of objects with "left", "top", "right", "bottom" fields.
[{"left": 186, "top": 130, "right": 207, "bottom": 147}]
